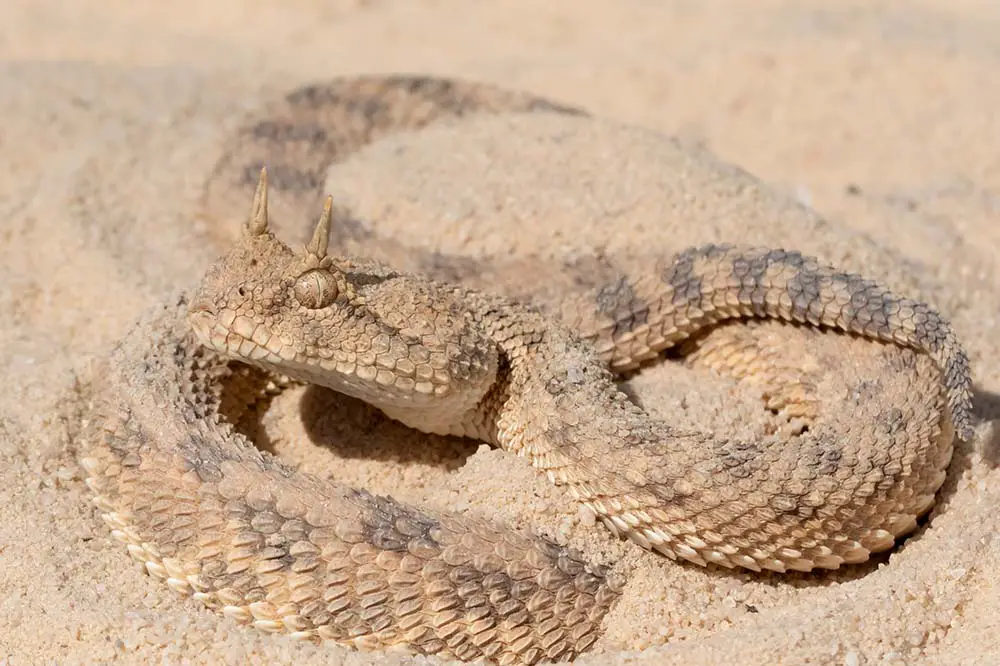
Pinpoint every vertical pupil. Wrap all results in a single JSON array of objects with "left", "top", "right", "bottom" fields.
[
  {"left": 295, "top": 270, "right": 335, "bottom": 308},
  {"left": 309, "top": 274, "right": 323, "bottom": 306}
]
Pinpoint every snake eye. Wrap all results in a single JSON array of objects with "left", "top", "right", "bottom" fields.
[{"left": 293, "top": 269, "right": 339, "bottom": 309}]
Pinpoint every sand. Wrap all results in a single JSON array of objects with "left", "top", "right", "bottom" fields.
[{"left": 2, "top": 1, "right": 1000, "bottom": 664}]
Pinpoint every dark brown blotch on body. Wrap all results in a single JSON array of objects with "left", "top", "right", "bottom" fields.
[
  {"left": 353, "top": 489, "right": 443, "bottom": 553},
  {"left": 837, "top": 273, "right": 893, "bottom": 337},
  {"left": 785, "top": 266, "right": 825, "bottom": 323},
  {"left": 713, "top": 438, "right": 766, "bottom": 480},
  {"left": 730, "top": 249, "right": 778, "bottom": 314},
  {"left": 803, "top": 436, "right": 845, "bottom": 477},
  {"left": 661, "top": 247, "right": 706, "bottom": 308},
  {"left": 594, "top": 275, "right": 650, "bottom": 336}
]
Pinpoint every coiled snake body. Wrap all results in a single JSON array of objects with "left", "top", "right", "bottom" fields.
[{"left": 80, "top": 76, "right": 974, "bottom": 665}]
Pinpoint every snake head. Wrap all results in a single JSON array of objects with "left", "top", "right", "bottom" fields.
[
  {"left": 187, "top": 168, "right": 497, "bottom": 420},
  {"left": 190, "top": 168, "right": 359, "bottom": 375}
]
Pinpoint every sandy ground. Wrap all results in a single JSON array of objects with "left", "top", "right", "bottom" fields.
[{"left": 2, "top": 1, "right": 1000, "bottom": 664}]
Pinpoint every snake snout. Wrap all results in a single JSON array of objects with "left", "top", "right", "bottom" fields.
[
  {"left": 187, "top": 301, "right": 223, "bottom": 346},
  {"left": 188, "top": 299, "right": 218, "bottom": 323},
  {"left": 188, "top": 298, "right": 214, "bottom": 313}
]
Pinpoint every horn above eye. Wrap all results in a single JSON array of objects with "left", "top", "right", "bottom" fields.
[
  {"left": 245, "top": 167, "right": 269, "bottom": 236},
  {"left": 306, "top": 195, "right": 333, "bottom": 258}
]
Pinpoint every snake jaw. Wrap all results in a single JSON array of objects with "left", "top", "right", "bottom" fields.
[{"left": 190, "top": 307, "right": 291, "bottom": 366}]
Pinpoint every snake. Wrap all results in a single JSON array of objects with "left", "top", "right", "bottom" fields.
[{"left": 79, "top": 75, "right": 974, "bottom": 665}]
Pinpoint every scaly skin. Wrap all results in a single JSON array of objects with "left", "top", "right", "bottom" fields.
[
  {"left": 83, "top": 294, "right": 620, "bottom": 665},
  {"left": 187, "top": 172, "right": 971, "bottom": 571},
  {"left": 80, "top": 76, "right": 975, "bottom": 664}
]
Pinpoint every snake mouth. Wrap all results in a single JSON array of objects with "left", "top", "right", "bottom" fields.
[
  {"left": 188, "top": 310, "right": 231, "bottom": 354},
  {"left": 187, "top": 301, "right": 219, "bottom": 340},
  {"left": 188, "top": 302, "right": 214, "bottom": 316},
  {"left": 188, "top": 307, "right": 290, "bottom": 366}
]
